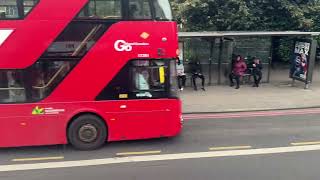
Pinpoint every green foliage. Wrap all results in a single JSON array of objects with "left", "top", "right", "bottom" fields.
[
  {"left": 171, "top": 0, "right": 320, "bottom": 31},
  {"left": 277, "top": 38, "right": 295, "bottom": 63},
  {"left": 171, "top": 0, "right": 320, "bottom": 62},
  {"left": 172, "top": 0, "right": 253, "bottom": 31}
]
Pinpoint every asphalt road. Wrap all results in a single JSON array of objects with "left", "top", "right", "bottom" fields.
[{"left": 2, "top": 110, "right": 320, "bottom": 180}]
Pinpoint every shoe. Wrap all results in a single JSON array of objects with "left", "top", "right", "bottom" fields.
[
  {"left": 181, "top": 87, "right": 184, "bottom": 91},
  {"left": 194, "top": 88, "right": 198, "bottom": 91},
  {"left": 252, "top": 84, "right": 256, "bottom": 87},
  {"left": 201, "top": 87, "right": 206, "bottom": 91},
  {"left": 235, "top": 86, "right": 240, "bottom": 89},
  {"left": 230, "top": 83, "right": 234, "bottom": 87}
]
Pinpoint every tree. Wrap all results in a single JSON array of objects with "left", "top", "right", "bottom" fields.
[
  {"left": 171, "top": 0, "right": 320, "bottom": 62},
  {"left": 172, "top": 0, "right": 253, "bottom": 31},
  {"left": 171, "top": 0, "right": 320, "bottom": 32}
]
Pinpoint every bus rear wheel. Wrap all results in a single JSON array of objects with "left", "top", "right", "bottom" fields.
[{"left": 68, "top": 114, "right": 107, "bottom": 150}]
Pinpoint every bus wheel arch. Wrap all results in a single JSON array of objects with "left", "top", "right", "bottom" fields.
[{"left": 67, "top": 112, "right": 108, "bottom": 150}]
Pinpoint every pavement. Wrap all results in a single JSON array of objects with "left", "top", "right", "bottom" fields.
[
  {"left": 3, "top": 111, "right": 320, "bottom": 179},
  {"left": 181, "top": 82, "right": 320, "bottom": 113},
  {"left": 181, "top": 67, "right": 320, "bottom": 113}
]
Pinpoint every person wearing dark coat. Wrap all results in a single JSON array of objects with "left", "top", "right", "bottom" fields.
[
  {"left": 252, "top": 58, "right": 263, "bottom": 87},
  {"left": 190, "top": 61, "right": 205, "bottom": 91},
  {"left": 229, "top": 55, "right": 247, "bottom": 89}
]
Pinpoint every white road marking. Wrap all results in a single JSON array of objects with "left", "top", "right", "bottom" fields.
[
  {"left": 183, "top": 108, "right": 320, "bottom": 120},
  {"left": 12, "top": 156, "right": 64, "bottom": 162},
  {"left": 116, "top": 151, "right": 161, "bottom": 156},
  {"left": 291, "top": 141, "right": 320, "bottom": 146},
  {"left": 209, "top": 146, "right": 252, "bottom": 151},
  {"left": 2, "top": 144, "right": 320, "bottom": 172}
]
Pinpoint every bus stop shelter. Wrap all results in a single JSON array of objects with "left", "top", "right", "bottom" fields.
[{"left": 178, "top": 31, "right": 320, "bottom": 88}]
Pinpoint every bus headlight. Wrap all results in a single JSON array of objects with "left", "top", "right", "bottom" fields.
[{"left": 180, "top": 115, "right": 184, "bottom": 125}]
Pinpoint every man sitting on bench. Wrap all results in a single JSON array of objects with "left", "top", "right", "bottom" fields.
[
  {"left": 229, "top": 55, "right": 247, "bottom": 89},
  {"left": 191, "top": 60, "right": 205, "bottom": 91}
]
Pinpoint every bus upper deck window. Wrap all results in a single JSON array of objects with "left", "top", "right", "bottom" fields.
[
  {"left": 0, "top": 11, "right": 5, "bottom": 18},
  {"left": 153, "top": 0, "right": 172, "bottom": 20},
  {"left": 0, "top": 0, "right": 19, "bottom": 19},
  {"left": 0, "top": 0, "right": 39, "bottom": 19},
  {"left": 95, "top": 0, "right": 121, "bottom": 19},
  {"left": 128, "top": 0, "right": 151, "bottom": 19},
  {"left": 23, "top": 0, "right": 39, "bottom": 15},
  {"left": 78, "top": 0, "right": 121, "bottom": 19}
]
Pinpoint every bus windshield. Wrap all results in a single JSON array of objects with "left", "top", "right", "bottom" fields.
[{"left": 152, "top": 0, "right": 172, "bottom": 20}]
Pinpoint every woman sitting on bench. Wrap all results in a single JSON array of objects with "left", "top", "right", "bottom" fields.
[{"left": 229, "top": 55, "right": 247, "bottom": 89}]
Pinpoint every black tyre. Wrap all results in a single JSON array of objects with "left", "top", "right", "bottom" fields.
[{"left": 68, "top": 114, "right": 107, "bottom": 150}]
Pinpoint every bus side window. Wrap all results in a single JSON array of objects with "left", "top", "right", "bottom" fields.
[
  {"left": 23, "top": 0, "right": 39, "bottom": 15},
  {"left": 78, "top": 0, "right": 122, "bottom": 19},
  {"left": 0, "top": 71, "right": 26, "bottom": 103},
  {"left": 96, "top": 60, "right": 169, "bottom": 100},
  {"left": 0, "top": 12, "right": 6, "bottom": 18},
  {"left": 128, "top": 0, "right": 152, "bottom": 19},
  {"left": 130, "top": 60, "right": 167, "bottom": 99},
  {"left": 0, "top": 0, "right": 39, "bottom": 19},
  {"left": 0, "top": 60, "right": 76, "bottom": 104},
  {"left": 0, "top": 0, "right": 19, "bottom": 19}
]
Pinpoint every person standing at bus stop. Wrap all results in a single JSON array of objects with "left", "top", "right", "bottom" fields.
[
  {"left": 252, "top": 58, "right": 263, "bottom": 87},
  {"left": 229, "top": 55, "right": 247, "bottom": 89},
  {"left": 176, "top": 59, "right": 186, "bottom": 91}
]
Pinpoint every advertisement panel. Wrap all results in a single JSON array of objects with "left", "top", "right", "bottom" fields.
[{"left": 290, "top": 40, "right": 311, "bottom": 82}]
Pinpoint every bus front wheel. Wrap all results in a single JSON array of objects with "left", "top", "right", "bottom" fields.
[{"left": 68, "top": 114, "right": 107, "bottom": 150}]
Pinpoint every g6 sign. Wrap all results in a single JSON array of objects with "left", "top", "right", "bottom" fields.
[{"left": 114, "top": 40, "right": 149, "bottom": 52}]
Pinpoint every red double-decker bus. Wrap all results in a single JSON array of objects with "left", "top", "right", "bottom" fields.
[{"left": 0, "top": 0, "right": 181, "bottom": 150}]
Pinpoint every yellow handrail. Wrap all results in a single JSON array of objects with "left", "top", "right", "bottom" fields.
[
  {"left": 72, "top": 24, "right": 103, "bottom": 57},
  {"left": 0, "top": 87, "right": 24, "bottom": 91},
  {"left": 32, "top": 64, "right": 67, "bottom": 89}
]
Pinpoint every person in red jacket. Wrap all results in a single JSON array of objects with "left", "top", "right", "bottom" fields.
[{"left": 229, "top": 55, "right": 247, "bottom": 89}]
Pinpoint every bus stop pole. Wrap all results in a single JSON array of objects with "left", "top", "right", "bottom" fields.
[
  {"left": 267, "top": 37, "right": 273, "bottom": 83},
  {"left": 208, "top": 39, "right": 214, "bottom": 86},
  {"left": 305, "top": 37, "right": 318, "bottom": 89},
  {"left": 217, "top": 37, "right": 224, "bottom": 85}
]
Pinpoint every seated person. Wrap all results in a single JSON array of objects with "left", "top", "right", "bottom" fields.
[
  {"left": 229, "top": 55, "right": 247, "bottom": 89},
  {"left": 251, "top": 58, "right": 263, "bottom": 87},
  {"left": 134, "top": 68, "right": 150, "bottom": 91},
  {"left": 129, "top": 3, "right": 142, "bottom": 19},
  {"left": 176, "top": 59, "right": 186, "bottom": 91},
  {"left": 190, "top": 60, "right": 205, "bottom": 91}
]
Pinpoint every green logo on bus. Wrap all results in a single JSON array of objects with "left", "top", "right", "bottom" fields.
[{"left": 32, "top": 106, "right": 44, "bottom": 115}]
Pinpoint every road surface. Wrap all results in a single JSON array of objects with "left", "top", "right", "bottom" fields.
[{"left": 2, "top": 109, "right": 320, "bottom": 180}]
